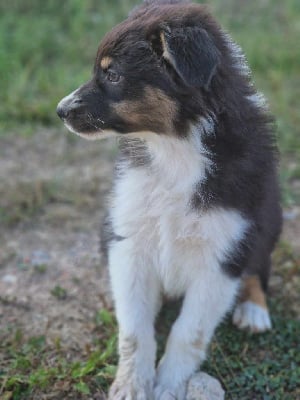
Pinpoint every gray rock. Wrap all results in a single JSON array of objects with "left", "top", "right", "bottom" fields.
[
  {"left": 2, "top": 274, "right": 17, "bottom": 284},
  {"left": 186, "top": 372, "right": 225, "bottom": 400}
]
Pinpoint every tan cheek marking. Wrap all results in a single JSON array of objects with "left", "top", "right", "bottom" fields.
[
  {"left": 114, "top": 100, "right": 141, "bottom": 127},
  {"left": 114, "top": 86, "right": 177, "bottom": 133},
  {"left": 100, "top": 56, "right": 112, "bottom": 70},
  {"left": 240, "top": 275, "right": 267, "bottom": 309}
]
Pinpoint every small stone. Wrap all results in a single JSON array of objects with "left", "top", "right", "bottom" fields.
[
  {"left": 186, "top": 372, "right": 225, "bottom": 400},
  {"left": 30, "top": 250, "right": 51, "bottom": 266},
  {"left": 283, "top": 208, "right": 299, "bottom": 221},
  {"left": 2, "top": 274, "right": 17, "bottom": 284}
]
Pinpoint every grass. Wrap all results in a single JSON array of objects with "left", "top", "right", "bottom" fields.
[
  {"left": 0, "top": 310, "right": 118, "bottom": 399},
  {"left": 0, "top": 0, "right": 135, "bottom": 133},
  {"left": 0, "top": 163, "right": 104, "bottom": 228},
  {"left": 205, "top": 316, "right": 300, "bottom": 400},
  {"left": 1, "top": 288, "right": 299, "bottom": 399}
]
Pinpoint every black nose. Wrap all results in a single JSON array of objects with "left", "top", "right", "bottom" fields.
[
  {"left": 56, "top": 105, "right": 68, "bottom": 120},
  {"left": 57, "top": 98, "right": 83, "bottom": 120}
]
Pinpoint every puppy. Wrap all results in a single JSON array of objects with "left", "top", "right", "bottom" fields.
[{"left": 57, "top": 1, "right": 282, "bottom": 399}]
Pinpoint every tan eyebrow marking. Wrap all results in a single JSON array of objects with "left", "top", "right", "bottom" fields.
[{"left": 100, "top": 56, "right": 113, "bottom": 70}]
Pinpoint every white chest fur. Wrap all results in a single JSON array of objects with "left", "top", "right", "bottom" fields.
[{"left": 110, "top": 133, "right": 249, "bottom": 297}]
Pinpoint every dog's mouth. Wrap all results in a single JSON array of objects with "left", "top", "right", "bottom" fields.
[
  {"left": 62, "top": 119, "right": 118, "bottom": 141},
  {"left": 57, "top": 89, "right": 112, "bottom": 140},
  {"left": 63, "top": 120, "right": 100, "bottom": 140},
  {"left": 57, "top": 102, "right": 110, "bottom": 140}
]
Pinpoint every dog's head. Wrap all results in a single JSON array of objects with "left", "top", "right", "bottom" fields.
[{"left": 57, "top": 0, "right": 236, "bottom": 140}]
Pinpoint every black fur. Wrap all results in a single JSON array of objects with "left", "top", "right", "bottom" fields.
[
  {"left": 57, "top": 1, "right": 282, "bottom": 291},
  {"left": 161, "top": 26, "right": 220, "bottom": 89}
]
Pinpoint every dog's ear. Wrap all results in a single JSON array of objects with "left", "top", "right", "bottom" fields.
[{"left": 157, "top": 26, "right": 220, "bottom": 90}]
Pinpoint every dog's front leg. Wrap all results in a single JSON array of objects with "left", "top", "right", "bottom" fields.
[
  {"left": 108, "top": 239, "right": 160, "bottom": 400},
  {"left": 154, "top": 269, "right": 239, "bottom": 400}
]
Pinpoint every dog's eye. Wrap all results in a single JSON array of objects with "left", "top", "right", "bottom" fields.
[{"left": 107, "top": 70, "right": 120, "bottom": 83}]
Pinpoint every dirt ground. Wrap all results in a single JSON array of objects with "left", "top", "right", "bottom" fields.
[
  {"left": 0, "top": 129, "right": 116, "bottom": 352},
  {"left": 0, "top": 129, "right": 299, "bottom": 352}
]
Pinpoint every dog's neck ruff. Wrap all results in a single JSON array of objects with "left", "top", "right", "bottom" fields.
[{"left": 117, "top": 122, "right": 214, "bottom": 192}]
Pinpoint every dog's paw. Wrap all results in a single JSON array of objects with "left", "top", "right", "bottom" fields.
[
  {"left": 154, "top": 389, "right": 176, "bottom": 400},
  {"left": 154, "top": 384, "right": 186, "bottom": 400},
  {"left": 109, "top": 378, "right": 153, "bottom": 400},
  {"left": 233, "top": 301, "right": 272, "bottom": 333}
]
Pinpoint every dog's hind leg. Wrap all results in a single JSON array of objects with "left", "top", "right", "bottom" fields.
[{"left": 233, "top": 274, "right": 272, "bottom": 333}]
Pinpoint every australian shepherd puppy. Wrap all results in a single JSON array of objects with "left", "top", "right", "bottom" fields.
[{"left": 57, "top": 0, "right": 282, "bottom": 398}]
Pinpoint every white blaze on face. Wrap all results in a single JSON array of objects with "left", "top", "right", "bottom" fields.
[{"left": 57, "top": 88, "right": 81, "bottom": 116}]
